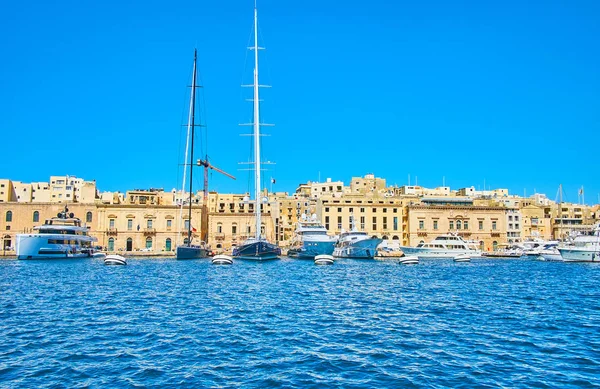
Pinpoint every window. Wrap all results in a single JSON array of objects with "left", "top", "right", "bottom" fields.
[
  {"left": 146, "top": 237, "right": 153, "bottom": 249},
  {"left": 464, "top": 221, "right": 469, "bottom": 230},
  {"left": 360, "top": 216, "right": 365, "bottom": 230},
  {"left": 33, "top": 211, "right": 39, "bottom": 223},
  {"left": 449, "top": 221, "right": 454, "bottom": 230},
  {"left": 247, "top": 225, "right": 251, "bottom": 233},
  {"left": 108, "top": 238, "right": 115, "bottom": 251},
  {"left": 184, "top": 220, "right": 190, "bottom": 230},
  {"left": 128, "top": 219, "right": 133, "bottom": 231},
  {"left": 492, "top": 221, "right": 497, "bottom": 230},
  {"left": 456, "top": 220, "right": 462, "bottom": 230},
  {"left": 383, "top": 217, "right": 387, "bottom": 230},
  {"left": 393, "top": 208, "right": 397, "bottom": 213},
  {"left": 217, "top": 223, "right": 223, "bottom": 233},
  {"left": 479, "top": 221, "right": 483, "bottom": 230},
  {"left": 325, "top": 207, "right": 329, "bottom": 212},
  {"left": 147, "top": 219, "right": 153, "bottom": 229},
  {"left": 349, "top": 208, "right": 353, "bottom": 213},
  {"left": 383, "top": 208, "right": 387, "bottom": 213},
  {"left": 337, "top": 208, "right": 342, "bottom": 213},
  {"left": 419, "top": 220, "right": 424, "bottom": 230},
  {"left": 515, "top": 216, "right": 519, "bottom": 221},
  {"left": 166, "top": 220, "right": 172, "bottom": 229},
  {"left": 165, "top": 238, "right": 172, "bottom": 251},
  {"left": 509, "top": 223, "right": 513, "bottom": 229},
  {"left": 508, "top": 215, "right": 513, "bottom": 221},
  {"left": 515, "top": 223, "right": 519, "bottom": 229},
  {"left": 232, "top": 224, "right": 237, "bottom": 234},
  {"left": 372, "top": 216, "right": 377, "bottom": 230},
  {"left": 109, "top": 219, "right": 115, "bottom": 229},
  {"left": 372, "top": 208, "right": 377, "bottom": 213},
  {"left": 393, "top": 217, "right": 398, "bottom": 230},
  {"left": 433, "top": 220, "right": 438, "bottom": 230},
  {"left": 360, "top": 208, "right": 365, "bottom": 213},
  {"left": 337, "top": 216, "right": 342, "bottom": 230},
  {"left": 493, "top": 241, "right": 498, "bottom": 251},
  {"left": 5, "top": 211, "right": 12, "bottom": 222}
]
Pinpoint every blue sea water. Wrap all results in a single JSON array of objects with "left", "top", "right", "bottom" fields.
[{"left": 0, "top": 258, "right": 599, "bottom": 388}]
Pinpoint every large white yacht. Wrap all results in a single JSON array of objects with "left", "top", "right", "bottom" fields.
[
  {"left": 333, "top": 215, "right": 382, "bottom": 259},
  {"left": 558, "top": 224, "right": 600, "bottom": 262},
  {"left": 287, "top": 214, "right": 337, "bottom": 259},
  {"left": 400, "top": 234, "right": 481, "bottom": 259},
  {"left": 16, "top": 206, "right": 98, "bottom": 260}
]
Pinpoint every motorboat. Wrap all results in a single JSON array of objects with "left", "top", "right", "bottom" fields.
[
  {"left": 454, "top": 253, "right": 471, "bottom": 262},
  {"left": 287, "top": 214, "right": 337, "bottom": 259},
  {"left": 16, "top": 206, "right": 99, "bottom": 260},
  {"left": 212, "top": 254, "right": 233, "bottom": 265},
  {"left": 481, "top": 245, "right": 523, "bottom": 258},
  {"left": 314, "top": 254, "right": 334, "bottom": 265},
  {"left": 558, "top": 224, "right": 600, "bottom": 262},
  {"left": 399, "top": 234, "right": 481, "bottom": 259},
  {"left": 332, "top": 215, "right": 382, "bottom": 259},
  {"left": 399, "top": 255, "right": 419, "bottom": 265},
  {"left": 104, "top": 254, "right": 127, "bottom": 265}
]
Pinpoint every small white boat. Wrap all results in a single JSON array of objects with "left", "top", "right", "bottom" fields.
[
  {"left": 399, "top": 255, "right": 419, "bottom": 265},
  {"left": 454, "top": 254, "right": 471, "bottom": 262},
  {"left": 104, "top": 254, "right": 127, "bottom": 266},
  {"left": 212, "top": 254, "right": 233, "bottom": 265},
  {"left": 92, "top": 252, "right": 107, "bottom": 260},
  {"left": 314, "top": 254, "right": 334, "bottom": 265}
]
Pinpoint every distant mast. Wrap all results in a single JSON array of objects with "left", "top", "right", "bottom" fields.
[
  {"left": 253, "top": 3, "right": 261, "bottom": 240},
  {"left": 188, "top": 49, "right": 198, "bottom": 247}
]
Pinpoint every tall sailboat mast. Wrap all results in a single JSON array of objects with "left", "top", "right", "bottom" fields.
[
  {"left": 253, "top": 4, "right": 261, "bottom": 240},
  {"left": 188, "top": 49, "right": 198, "bottom": 246}
]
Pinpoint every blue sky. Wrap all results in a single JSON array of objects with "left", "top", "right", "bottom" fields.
[{"left": 1, "top": 0, "right": 598, "bottom": 204}]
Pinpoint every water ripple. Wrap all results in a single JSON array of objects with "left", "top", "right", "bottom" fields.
[{"left": 0, "top": 258, "right": 599, "bottom": 387}]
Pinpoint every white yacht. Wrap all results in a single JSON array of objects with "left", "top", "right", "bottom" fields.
[
  {"left": 558, "top": 224, "right": 600, "bottom": 262},
  {"left": 333, "top": 216, "right": 382, "bottom": 259},
  {"left": 16, "top": 206, "right": 98, "bottom": 260},
  {"left": 287, "top": 214, "right": 337, "bottom": 259},
  {"left": 399, "top": 234, "right": 481, "bottom": 259}
]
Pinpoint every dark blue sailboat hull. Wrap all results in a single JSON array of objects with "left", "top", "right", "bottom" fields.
[
  {"left": 176, "top": 245, "right": 209, "bottom": 260},
  {"left": 233, "top": 241, "right": 281, "bottom": 261}
]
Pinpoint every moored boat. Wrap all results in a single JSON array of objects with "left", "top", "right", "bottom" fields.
[
  {"left": 104, "top": 254, "right": 127, "bottom": 265},
  {"left": 399, "top": 234, "right": 481, "bottom": 259},
  {"left": 314, "top": 254, "right": 334, "bottom": 265},
  {"left": 212, "top": 254, "right": 233, "bottom": 265},
  {"left": 16, "top": 206, "right": 98, "bottom": 260},
  {"left": 332, "top": 215, "right": 382, "bottom": 259},
  {"left": 558, "top": 224, "right": 600, "bottom": 262},
  {"left": 288, "top": 214, "right": 337, "bottom": 259}
]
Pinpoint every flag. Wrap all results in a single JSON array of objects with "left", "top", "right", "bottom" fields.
[
  {"left": 579, "top": 187, "right": 584, "bottom": 195},
  {"left": 271, "top": 178, "right": 276, "bottom": 184},
  {"left": 192, "top": 226, "right": 197, "bottom": 232}
]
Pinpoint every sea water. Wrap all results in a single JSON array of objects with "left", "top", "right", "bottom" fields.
[{"left": 0, "top": 258, "right": 599, "bottom": 388}]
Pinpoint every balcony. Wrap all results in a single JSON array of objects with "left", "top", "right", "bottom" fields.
[
  {"left": 107, "top": 228, "right": 118, "bottom": 236},
  {"left": 143, "top": 228, "right": 156, "bottom": 235},
  {"left": 215, "top": 233, "right": 225, "bottom": 241}
]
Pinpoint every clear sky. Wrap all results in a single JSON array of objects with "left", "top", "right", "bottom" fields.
[{"left": 1, "top": 0, "right": 599, "bottom": 204}]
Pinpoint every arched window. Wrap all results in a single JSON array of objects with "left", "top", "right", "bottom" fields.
[
  {"left": 382, "top": 235, "right": 389, "bottom": 240},
  {"left": 86, "top": 212, "right": 92, "bottom": 223},
  {"left": 217, "top": 223, "right": 223, "bottom": 233},
  {"left": 108, "top": 237, "right": 115, "bottom": 251},
  {"left": 232, "top": 223, "right": 238, "bottom": 235},
  {"left": 392, "top": 235, "right": 399, "bottom": 240},
  {"left": 146, "top": 237, "right": 153, "bottom": 249},
  {"left": 5, "top": 211, "right": 12, "bottom": 222},
  {"left": 480, "top": 241, "right": 484, "bottom": 251},
  {"left": 456, "top": 220, "right": 462, "bottom": 230},
  {"left": 261, "top": 224, "right": 266, "bottom": 234},
  {"left": 492, "top": 241, "right": 498, "bottom": 251},
  {"left": 165, "top": 238, "right": 172, "bottom": 251},
  {"left": 126, "top": 238, "right": 133, "bottom": 251},
  {"left": 33, "top": 211, "right": 39, "bottom": 223}
]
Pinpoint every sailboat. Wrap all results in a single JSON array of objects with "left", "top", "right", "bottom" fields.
[
  {"left": 232, "top": 3, "right": 281, "bottom": 261},
  {"left": 176, "top": 49, "right": 220, "bottom": 260}
]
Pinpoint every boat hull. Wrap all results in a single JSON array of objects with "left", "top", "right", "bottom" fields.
[
  {"left": 333, "top": 238, "right": 382, "bottom": 259},
  {"left": 233, "top": 241, "right": 281, "bottom": 261},
  {"left": 288, "top": 240, "right": 336, "bottom": 259},
  {"left": 176, "top": 245, "right": 209, "bottom": 260},
  {"left": 16, "top": 233, "right": 94, "bottom": 260},
  {"left": 105, "top": 255, "right": 127, "bottom": 265},
  {"left": 400, "top": 246, "right": 481, "bottom": 259},
  {"left": 558, "top": 248, "right": 600, "bottom": 262}
]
